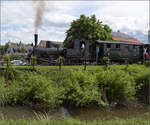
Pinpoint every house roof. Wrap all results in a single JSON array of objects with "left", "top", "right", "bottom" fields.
[
  {"left": 96, "top": 40, "right": 143, "bottom": 45},
  {"left": 111, "top": 31, "right": 143, "bottom": 44},
  {"left": 8, "top": 42, "right": 33, "bottom": 50}
]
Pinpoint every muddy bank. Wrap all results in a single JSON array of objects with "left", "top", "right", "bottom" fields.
[{"left": 0, "top": 103, "right": 149, "bottom": 121}]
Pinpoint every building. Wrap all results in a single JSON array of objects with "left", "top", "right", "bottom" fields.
[
  {"left": 5, "top": 42, "right": 33, "bottom": 59},
  {"left": 112, "top": 31, "right": 143, "bottom": 44}
]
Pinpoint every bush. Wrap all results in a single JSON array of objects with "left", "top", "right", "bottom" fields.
[
  {"left": 0, "top": 71, "right": 65, "bottom": 108},
  {"left": 0, "top": 77, "right": 19, "bottom": 104},
  {"left": 45, "top": 70, "right": 102, "bottom": 107},
  {"left": 96, "top": 69, "right": 136, "bottom": 104},
  {"left": 0, "top": 65, "right": 149, "bottom": 108},
  {"left": 0, "top": 77, "right": 7, "bottom": 105},
  {"left": 134, "top": 68, "right": 149, "bottom": 104},
  {"left": 16, "top": 72, "right": 65, "bottom": 107},
  {"left": 64, "top": 71, "right": 102, "bottom": 106},
  {"left": 101, "top": 56, "right": 110, "bottom": 70},
  {"left": 145, "top": 60, "right": 150, "bottom": 67},
  {"left": 3, "top": 55, "right": 17, "bottom": 83},
  {"left": 30, "top": 56, "right": 37, "bottom": 70}
]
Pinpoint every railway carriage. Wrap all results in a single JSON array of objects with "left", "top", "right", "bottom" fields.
[{"left": 95, "top": 41, "right": 143, "bottom": 64}]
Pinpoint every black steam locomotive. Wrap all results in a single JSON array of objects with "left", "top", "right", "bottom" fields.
[{"left": 33, "top": 34, "right": 150, "bottom": 65}]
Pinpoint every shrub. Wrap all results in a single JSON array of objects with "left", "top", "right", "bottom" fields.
[
  {"left": 16, "top": 72, "right": 65, "bottom": 107},
  {"left": 47, "top": 70, "right": 102, "bottom": 107},
  {"left": 57, "top": 56, "right": 64, "bottom": 70},
  {"left": 0, "top": 77, "right": 7, "bottom": 105},
  {"left": 101, "top": 56, "right": 110, "bottom": 70},
  {"left": 64, "top": 71, "right": 102, "bottom": 106},
  {"left": 96, "top": 69, "right": 136, "bottom": 104},
  {"left": 30, "top": 56, "right": 37, "bottom": 70},
  {"left": 134, "top": 68, "right": 149, "bottom": 104},
  {"left": 1, "top": 65, "right": 148, "bottom": 108},
  {"left": 3, "top": 55, "right": 17, "bottom": 83},
  {"left": 144, "top": 60, "right": 150, "bottom": 67},
  {"left": 0, "top": 77, "right": 19, "bottom": 104}
]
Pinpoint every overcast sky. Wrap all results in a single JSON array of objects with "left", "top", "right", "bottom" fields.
[{"left": 1, "top": 1, "right": 149, "bottom": 45}]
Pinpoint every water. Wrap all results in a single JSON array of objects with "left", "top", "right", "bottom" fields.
[{"left": 0, "top": 104, "right": 149, "bottom": 121}]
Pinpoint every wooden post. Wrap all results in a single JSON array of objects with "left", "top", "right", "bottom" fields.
[{"left": 84, "top": 58, "right": 86, "bottom": 71}]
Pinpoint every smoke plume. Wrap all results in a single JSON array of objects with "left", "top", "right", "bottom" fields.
[{"left": 34, "top": 0, "right": 45, "bottom": 34}]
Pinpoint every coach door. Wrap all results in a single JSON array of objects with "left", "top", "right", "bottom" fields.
[{"left": 98, "top": 44, "right": 104, "bottom": 59}]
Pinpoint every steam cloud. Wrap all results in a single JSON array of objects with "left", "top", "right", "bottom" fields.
[{"left": 34, "top": 0, "right": 45, "bottom": 34}]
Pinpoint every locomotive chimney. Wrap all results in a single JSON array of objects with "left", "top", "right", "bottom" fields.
[{"left": 34, "top": 34, "right": 38, "bottom": 47}]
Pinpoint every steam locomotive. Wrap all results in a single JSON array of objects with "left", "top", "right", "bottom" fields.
[{"left": 33, "top": 34, "right": 150, "bottom": 65}]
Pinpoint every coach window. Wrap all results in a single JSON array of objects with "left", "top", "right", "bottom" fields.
[
  {"left": 133, "top": 45, "right": 137, "bottom": 52},
  {"left": 116, "top": 44, "right": 120, "bottom": 49},
  {"left": 107, "top": 44, "right": 111, "bottom": 48},
  {"left": 124, "top": 45, "right": 129, "bottom": 51},
  {"left": 106, "top": 44, "right": 111, "bottom": 52}
]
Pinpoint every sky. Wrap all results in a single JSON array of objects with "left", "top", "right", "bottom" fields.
[{"left": 1, "top": 1, "right": 149, "bottom": 45}]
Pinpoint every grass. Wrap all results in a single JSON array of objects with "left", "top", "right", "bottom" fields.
[
  {"left": 0, "top": 113, "right": 149, "bottom": 125},
  {"left": 0, "top": 64, "right": 145, "bottom": 70}
]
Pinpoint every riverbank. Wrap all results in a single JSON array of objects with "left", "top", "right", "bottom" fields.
[
  {"left": 0, "top": 103, "right": 149, "bottom": 120},
  {"left": 0, "top": 104, "right": 149, "bottom": 125},
  {"left": 0, "top": 113, "right": 149, "bottom": 125}
]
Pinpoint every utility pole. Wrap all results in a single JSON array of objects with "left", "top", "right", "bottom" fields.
[{"left": 148, "top": 30, "right": 150, "bottom": 43}]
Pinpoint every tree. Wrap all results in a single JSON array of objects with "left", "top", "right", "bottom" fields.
[
  {"left": 64, "top": 14, "right": 114, "bottom": 47},
  {"left": 0, "top": 43, "right": 9, "bottom": 55},
  {"left": 0, "top": 46, "right": 6, "bottom": 55}
]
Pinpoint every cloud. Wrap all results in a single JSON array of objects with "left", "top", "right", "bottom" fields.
[
  {"left": 1, "top": 1, "right": 79, "bottom": 45},
  {"left": 94, "top": 1, "right": 149, "bottom": 34},
  {"left": 1, "top": 1, "right": 149, "bottom": 45}
]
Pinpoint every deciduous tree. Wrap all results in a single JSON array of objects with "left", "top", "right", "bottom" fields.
[{"left": 64, "top": 14, "right": 113, "bottom": 47}]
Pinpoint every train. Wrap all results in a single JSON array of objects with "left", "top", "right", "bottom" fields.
[{"left": 33, "top": 34, "right": 150, "bottom": 65}]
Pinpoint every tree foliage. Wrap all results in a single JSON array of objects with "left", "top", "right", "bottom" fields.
[
  {"left": 64, "top": 14, "right": 113, "bottom": 47},
  {"left": 0, "top": 43, "right": 8, "bottom": 55}
]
